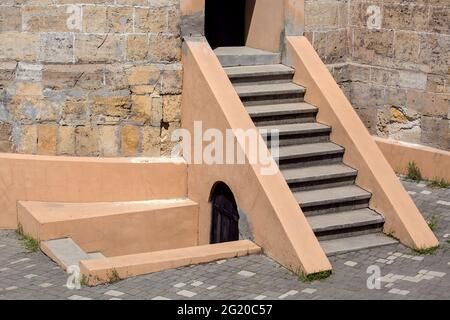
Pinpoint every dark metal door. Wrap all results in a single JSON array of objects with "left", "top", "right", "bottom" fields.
[{"left": 211, "top": 194, "right": 240, "bottom": 244}]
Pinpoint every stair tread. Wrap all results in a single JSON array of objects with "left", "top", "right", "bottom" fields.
[
  {"left": 236, "top": 82, "right": 305, "bottom": 97},
  {"left": 225, "top": 64, "right": 294, "bottom": 78},
  {"left": 215, "top": 46, "right": 279, "bottom": 57},
  {"left": 247, "top": 102, "right": 317, "bottom": 117},
  {"left": 294, "top": 185, "right": 371, "bottom": 207},
  {"left": 259, "top": 122, "right": 330, "bottom": 135},
  {"left": 214, "top": 46, "right": 280, "bottom": 67},
  {"left": 320, "top": 233, "right": 398, "bottom": 256},
  {"left": 307, "top": 208, "right": 384, "bottom": 233},
  {"left": 19, "top": 198, "right": 197, "bottom": 222},
  {"left": 278, "top": 142, "right": 344, "bottom": 160},
  {"left": 282, "top": 163, "right": 357, "bottom": 183}
]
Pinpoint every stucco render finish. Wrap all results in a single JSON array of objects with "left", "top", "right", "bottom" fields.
[
  {"left": 0, "top": 153, "right": 187, "bottom": 228},
  {"left": 180, "top": 0, "right": 205, "bottom": 37},
  {"left": 287, "top": 36, "right": 439, "bottom": 250},
  {"left": 181, "top": 38, "right": 332, "bottom": 276},
  {"left": 181, "top": 0, "right": 305, "bottom": 57},
  {"left": 18, "top": 199, "right": 199, "bottom": 257},
  {"left": 80, "top": 240, "right": 261, "bottom": 285},
  {"left": 375, "top": 137, "right": 450, "bottom": 182},
  {"left": 244, "top": 0, "right": 285, "bottom": 53}
]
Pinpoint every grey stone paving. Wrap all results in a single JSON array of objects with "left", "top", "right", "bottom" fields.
[{"left": 0, "top": 179, "right": 449, "bottom": 300}]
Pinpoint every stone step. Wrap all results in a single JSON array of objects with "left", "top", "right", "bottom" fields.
[
  {"left": 320, "top": 233, "right": 398, "bottom": 256},
  {"left": 214, "top": 46, "right": 281, "bottom": 67},
  {"left": 236, "top": 83, "right": 305, "bottom": 106},
  {"left": 40, "top": 238, "right": 105, "bottom": 271},
  {"left": 259, "top": 122, "right": 331, "bottom": 146},
  {"left": 80, "top": 240, "right": 262, "bottom": 285},
  {"left": 225, "top": 64, "right": 294, "bottom": 85},
  {"left": 278, "top": 142, "right": 345, "bottom": 168},
  {"left": 236, "top": 82, "right": 305, "bottom": 98},
  {"left": 18, "top": 198, "right": 199, "bottom": 257},
  {"left": 282, "top": 163, "right": 357, "bottom": 191},
  {"left": 247, "top": 102, "right": 317, "bottom": 125},
  {"left": 294, "top": 185, "right": 372, "bottom": 216},
  {"left": 307, "top": 208, "right": 385, "bottom": 240}
]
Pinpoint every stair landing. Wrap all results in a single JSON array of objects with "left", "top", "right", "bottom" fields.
[{"left": 214, "top": 47, "right": 281, "bottom": 67}]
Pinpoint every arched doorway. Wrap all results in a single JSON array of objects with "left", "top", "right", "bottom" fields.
[
  {"left": 205, "top": 0, "right": 246, "bottom": 49},
  {"left": 209, "top": 182, "right": 240, "bottom": 244}
]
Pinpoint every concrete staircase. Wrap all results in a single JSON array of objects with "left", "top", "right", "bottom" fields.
[{"left": 218, "top": 46, "right": 397, "bottom": 256}]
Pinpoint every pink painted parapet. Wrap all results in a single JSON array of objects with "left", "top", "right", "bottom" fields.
[
  {"left": 375, "top": 137, "right": 450, "bottom": 182},
  {"left": 287, "top": 36, "right": 438, "bottom": 250},
  {"left": 0, "top": 153, "right": 187, "bottom": 228},
  {"left": 245, "top": 0, "right": 284, "bottom": 53},
  {"left": 18, "top": 199, "right": 199, "bottom": 257},
  {"left": 180, "top": 0, "right": 204, "bottom": 14},
  {"left": 181, "top": 38, "right": 331, "bottom": 275}
]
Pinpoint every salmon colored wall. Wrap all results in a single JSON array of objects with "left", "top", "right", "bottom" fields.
[
  {"left": 180, "top": 0, "right": 204, "bottom": 14},
  {"left": 284, "top": 0, "right": 305, "bottom": 36},
  {"left": 181, "top": 38, "right": 331, "bottom": 275},
  {"left": 245, "top": 0, "right": 284, "bottom": 53},
  {"left": 287, "top": 36, "right": 438, "bottom": 250},
  {"left": 0, "top": 154, "right": 187, "bottom": 228},
  {"left": 181, "top": 0, "right": 305, "bottom": 56},
  {"left": 80, "top": 240, "right": 261, "bottom": 285},
  {"left": 375, "top": 137, "right": 450, "bottom": 182},
  {"left": 18, "top": 200, "right": 199, "bottom": 257}
]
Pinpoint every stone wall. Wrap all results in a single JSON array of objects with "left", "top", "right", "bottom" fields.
[
  {"left": 305, "top": 0, "right": 450, "bottom": 150},
  {"left": 304, "top": 0, "right": 350, "bottom": 96},
  {"left": 0, "top": 0, "right": 182, "bottom": 157},
  {"left": 0, "top": 1, "right": 448, "bottom": 156}
]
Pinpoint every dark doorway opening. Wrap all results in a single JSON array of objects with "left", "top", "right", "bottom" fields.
[
  {"left": 210, "top": 182, "right": 240, "bottom": 244},
  {"left": 205, "top": 0, "right": 247, "bottom": 49}
]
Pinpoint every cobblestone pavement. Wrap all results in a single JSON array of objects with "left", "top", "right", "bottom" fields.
[{"left": 0, "top": 179, "right": 449, "bottom": 300}]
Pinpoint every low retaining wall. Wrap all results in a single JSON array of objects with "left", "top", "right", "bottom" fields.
[
  {"left": 375, "top": 137, "right": 450, "bottom": 182},
  {"left": 0, "top": 153, "right": 187, "bottom": 228},
  {"left": 18, "top": 199, "right": 199, "bottom": 257},
  {"left": 80, "top": 240, "right": 261, "bottom": 285}
]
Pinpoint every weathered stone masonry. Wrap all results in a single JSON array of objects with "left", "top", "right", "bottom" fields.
[
  {"left": 0, "top": 0, "right": 182, "bottom": 156},
  {"left": 305, "top": 0, "right": 449, "bottom": 150},
  {"left": 0, "top": 1, "right": 448, "bottom": 156}
]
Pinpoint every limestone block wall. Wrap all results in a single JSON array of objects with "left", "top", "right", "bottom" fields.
[
  {"left": 0, "top": 0, "right": 182, "bottom": 157},
  {"left": 305, "top": 0, "right": 449, "bottom": 151},
  {"left": 304, "top": 0, "right": 350, "bottom": 96},
  {"left": 0, "top": 1, "right": 448, "bottom": 156},
  {"left": 304, "top": 0, "right": 349, "bottom": 65}
]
